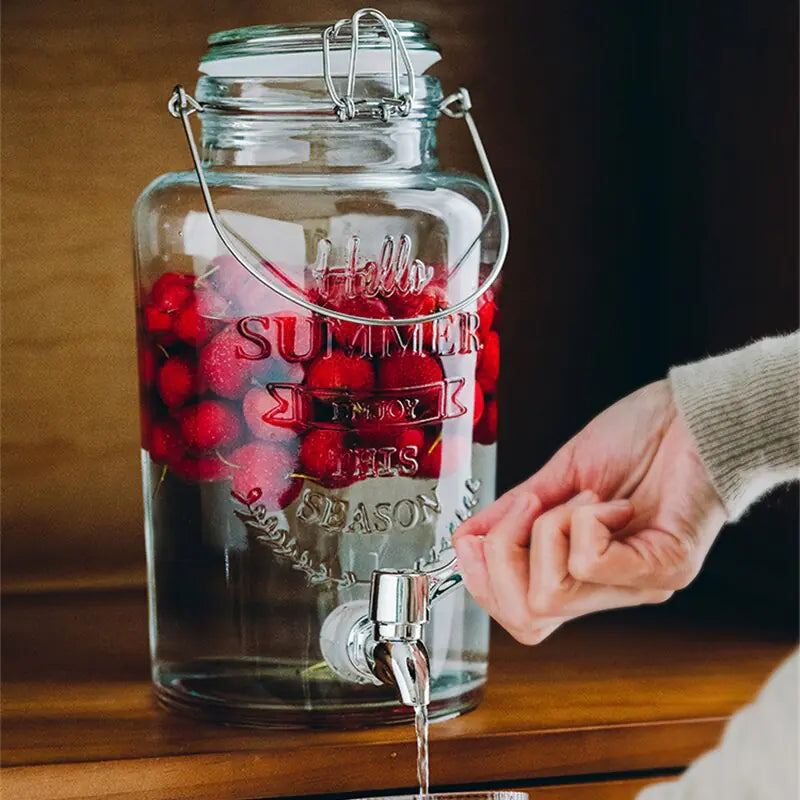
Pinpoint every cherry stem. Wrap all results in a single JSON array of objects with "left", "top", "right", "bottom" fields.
[
  {"left": 427, "top": 432, "right": 443, "bottom": 456},
  {"left": 153, "top": 464, "right": 168, "bottom": 498},
  {"left": 290, "top": 472, "right": 320, "bottom": 484},
  {"left": 195, "top": 263, "right": 220, "bottom": 284},
  {"left": 215, "top": 450, "right": 241, "bottom": 469}
]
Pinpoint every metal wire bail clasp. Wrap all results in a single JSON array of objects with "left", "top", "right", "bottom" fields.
[
  {"left": 167, "top": 85, "right": 202, "bottom": 119},
  {"left": 322, "top": 8, "right": 415, "bottom": 122}
]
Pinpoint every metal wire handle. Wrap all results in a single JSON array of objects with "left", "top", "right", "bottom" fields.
[{"left": 167, "top": 39, "right": 508, "bottom": 325}]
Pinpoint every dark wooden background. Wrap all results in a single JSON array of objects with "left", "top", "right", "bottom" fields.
[{"left": 2, "top": 0, "right": 797, "bottom": 624}]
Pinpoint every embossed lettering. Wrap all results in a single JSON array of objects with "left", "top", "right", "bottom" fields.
[
  {"left": 432, "top": 316, "right": 457, "bottom": 356},
  {"left": 312, "top": 235, "right": 434, "bottom": 300},
  {"left": 379, "top": 323, "right": 421, "bottom": 357},
  {"left": 394, "top": 498, "right": 420, "bottom": 529},
  {"left": 256, "top": 313, "right": 482, "bottom": 363},
  {"left": 330, "top": 396, "right": 421, "bottom": 425},
  {"left": 322, "top": 497, "right": 348, "bottom": 531},
  {"left": 417, "top": 490, "right": 442, "bottom": 521},
  {"left": 459, "top": 312, "right": 482, "bottom": 355},
  {"left": 347, "top": 502, "right": 373, "bottom": 535},
  {"left": 264, "top": 382, "right": 465, "bottom": 428},
  {"left": 294, "top": 489, "right": 443, "bottom": 535},
  {"left": 296, "top": 489, "right": 326, "bottom": 524},
  {"left": 235, "top": 316, "right": 271, "bottom": 360},
  {"left": 398, "top": 445, "right": 419, "bottom": 476},
  {"left": 374, "top": 502, "right": 393, "bottom": 532},
  {"left": 337, "top": 323, "right": 374, "bottom": 358},
  {"left": 274, "top": 315, "right": 324, "bottom": 362}
]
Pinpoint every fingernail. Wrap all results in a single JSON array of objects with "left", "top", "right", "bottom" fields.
[
  {"left": 608, "top": 499, "right": 632, "bottom": 508},
  {"left": 457, "top": 536, "right": 482, "bottom": 566}
]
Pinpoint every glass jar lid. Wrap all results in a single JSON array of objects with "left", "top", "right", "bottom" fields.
[{"left": 200, "top": 19, "right": 441, "bottom": 78}]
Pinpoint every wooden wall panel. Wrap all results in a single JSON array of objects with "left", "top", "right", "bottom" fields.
[{"left": 2, "top": 0, "right": 797, "bottom": 605}]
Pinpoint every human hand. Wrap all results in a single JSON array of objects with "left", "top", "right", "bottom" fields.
[{"left": 452, "top": 380, "right": 727, "bottom": 644}]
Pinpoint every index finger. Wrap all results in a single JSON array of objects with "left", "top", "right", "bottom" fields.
[
  {"left": 452, "top": 488, "right": 522, "bottom": 541},
  {"left": 453, "top": 446, "right": 579, "bottom": 542}
]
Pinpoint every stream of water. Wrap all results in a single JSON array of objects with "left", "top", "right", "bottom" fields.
[{"left": 414, "top": 703, "right": 430, "bottom": 797}]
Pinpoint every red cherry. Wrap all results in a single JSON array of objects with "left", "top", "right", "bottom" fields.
[
  {"left": 138, "top": 346, "right": 158, "bottom": 388},
  {"left": 473, "top": 383, "right": 485, "bottom": 428},
  {"left": 143, "top": 303, "right": 174, "bottom": 339},
  {"left": 230, "top": 441, "right": 301, "bottom": 509},
  {"left": 151, "top": 272, "right": 194, "bottom": 312},
  {"left": 172, "top": 453, "right": 233, "bottom": 482},
  {"left": 149, "top": 418, "right": 185, "bottom": 465},
  {"left": 200, "top": 327, "right": 258, "bottom": 399},
  {"left": 299, "top": 429, "right": 353, "bottom": 488},
  {"left": 377, "top": 351, "right": 443, "bottom": 391},
  {"left": 386, "top": 282, "right": 447, "bottom": 351},
  {"left": 174, "top": 300, "right": 219, "bottom": 348},
  {"left": 157, "top": 356, "right": 200, "bottom": 409},
  {"left": 358, "top": 424, "right": 424, "bottom": 451},
  {"left": 474, "top": 398, "right": 498, "bottom": 445},
  {"left": 178, "top": 400, "right": 241, "bottom": 451},
  {"left": 384, "top": 280, "right": 447, "bottom": 320},
  {"left": 306, "top": 351, "right": 375, "bottom": 392},
  {"left": 242, "top": 387, "right": 299, "bottom": 443},
  {"left": 326, "top": 294, "right": 390, "bottom": 349},
  {"left": 477, "top": 290, "right": 497, "bottom": 335},
  {"left": 396, "top": 427, "right": 425, "bottom": 452},
  {"left": 476, "top": 330, "right": 500, "bottom": 395}
]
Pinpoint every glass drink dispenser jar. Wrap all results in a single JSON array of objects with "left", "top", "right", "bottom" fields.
[{"left": 133, "top": 10, "right": 506, "bottom": 727}]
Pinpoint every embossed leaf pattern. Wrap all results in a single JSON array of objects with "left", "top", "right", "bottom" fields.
[
  {"left": 234, "top": 477, "right": 480, "bottom": 588},
  {"left": 234, "top": 499, "right": 358, "bottom": 589}
]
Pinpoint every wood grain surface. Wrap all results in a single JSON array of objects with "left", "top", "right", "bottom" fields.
[
  {"left": 2, "top": 0, "right": 797, "bottom": 598},
  {"left": 2, "top": 589, "right": 796, "bottom": 799},
  {"left": 524, "top": 779, "right": 665, "bottom": 799}
]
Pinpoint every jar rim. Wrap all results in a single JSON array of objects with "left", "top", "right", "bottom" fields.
[{"left": 202, "top": 19, "right": 440, "bottom": 67}]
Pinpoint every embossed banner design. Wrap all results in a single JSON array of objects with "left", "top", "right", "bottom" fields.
[{"left": 261, "top": 378, "right": 468, "bottom": 429}]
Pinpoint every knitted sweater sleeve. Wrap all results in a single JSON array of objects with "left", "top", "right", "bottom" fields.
[
  {"left": 668, "top": 332, "right": 800, "bottom": 519},
  {"left": 637, "top": 333, "right": 800, "bottom": 800}
]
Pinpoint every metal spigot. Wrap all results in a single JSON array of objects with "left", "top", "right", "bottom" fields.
[{"left": 319, "top": 556, "right": 462, "bottom": 707}]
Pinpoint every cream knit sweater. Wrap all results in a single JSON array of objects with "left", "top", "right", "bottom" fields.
[{"left": 639, "top": 332, "right": 800, "bottom": 800}]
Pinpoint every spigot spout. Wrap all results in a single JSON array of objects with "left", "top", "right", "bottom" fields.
[
  {"left": 371, "top": 638, "right": 430, "bottom": 707},
  {"left": 318, "top": 559, "right": 464, "bottom": 706}
]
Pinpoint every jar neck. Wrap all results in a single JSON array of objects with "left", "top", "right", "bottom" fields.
[
  {"left": 201, "top": 117, "right": 439, "bottom": 171},
  {"left": 197, "top": 76, "right": 442, "bottom": 171}
]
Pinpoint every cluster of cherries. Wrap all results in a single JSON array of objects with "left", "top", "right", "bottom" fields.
[{"left": 138, "top": 257, "right": 500, "bottom": 510}]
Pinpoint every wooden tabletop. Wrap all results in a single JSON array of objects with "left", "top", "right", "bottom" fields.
[{"left": 2, "top": 588, "right": 795, "bottom": 800}]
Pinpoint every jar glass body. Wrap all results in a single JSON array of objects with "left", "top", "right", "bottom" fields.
[{"left": 133, "top": 76, "right": 501, "bottom": 727}]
